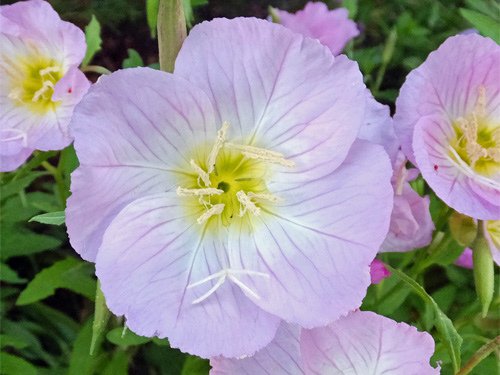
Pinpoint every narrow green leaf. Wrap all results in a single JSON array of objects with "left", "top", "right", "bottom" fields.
[
  {"left": 388, "top": 266, "right": 463, "bottom": 372},
  {"left": 181, "top": 356, "right": 210, "bottom": 375},
  {"left": 90, "top": 282, "right": 110, "bottom": 355},
  {"left": 342, "top": 0, "right": 358, "bottom": 18},
  {"left": 29, "top": 211, "right": 65, "bottom": 225},
  {"left": 17, "top": 258, "right": 96, "bottom": 305},
  {"left": 102, "top": 350, "right": 130, "bottom": 375},
  {"left": 68, "top": 318, "right": 106, "bottom": 375},
  {"left": 146, "top": 0, "right": 159, "bottom": 38},
  {"left": 82, "top": 15, "right": 102, "bottom": 66},
  {"left": 106, "top": 327, "right": 150, "bottom": 347},
  {"left": 0, "top": 262, "right": 27, "bottom": 284},
  {"left": 0, "top": 334, "right": 29, "bottom": 349},
  {"left": 0, "top": 353, "right": 37, "bottom": 375},
  {"left": 0, "top": 172, "right": 48, "bottom": 201},
  {"left": 0, "top": 224, "right": 62, "bottom": 260},
  {"left": 122, "top": 49, "right": 144, "bottom": 68},
  {"left": 459, "top": 8, "right": 500, "bottom": 43}
]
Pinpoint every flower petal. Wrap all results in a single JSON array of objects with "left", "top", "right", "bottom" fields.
[
  {"left": 227, "top": 140, "right": 393, "bottom": 327},
  {"left": 210, "top": 323, "right": 303, "bottom": 375},
  {"left": 175, "top": 18, "right": 366, "bottom": 179},
  {"left": 0, "top": 148, "right": 33, "bottom": 172},
  {"left": 96, "top": 193, "right": 280, "bottom": 359},
  {"left": 394, "top": 34, "right": 500, "bottom": 165},
  {"left": 0, "top": 0, "right": 86, "bottom": 66},
  {"left": 67, "top": 68, "right": 218, "bottom": 261},
  {"left": 301, "top": 310, "right": 439, "bottom": 375},
  {"left": 276, "top": 2, "right": 359, "bottom": 56},
  {"left": 413, "top": 114, "right": 500, "bottom": 219}
]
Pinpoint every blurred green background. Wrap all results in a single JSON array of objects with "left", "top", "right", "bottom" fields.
[{"left": 1, "top": 1, "right": 498, "bottom": 374}]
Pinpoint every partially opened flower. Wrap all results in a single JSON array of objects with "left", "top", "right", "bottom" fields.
[
  {"left": 455, "top": 248, "right": 473, "bottom": 269},
  {"left": 0, "top": 0, "right": 90, "bottom": 171},
  {"left": 358, "top": 96, "right": 434, "bottom": 252},
  {"left": 211, "top": 310, "right": 439, "bottom": 374},
  {"left": 273, "top": 2, "right": 359, "bottom": 56},
  {"left": 394, "top": 34, "right": 500, "bottom": 220},
  {"left": 67, "top": 18, "right": 393, "bottom": 357},
  {"left": 370, "top": 259, "right": 391, "bottom": 284}
]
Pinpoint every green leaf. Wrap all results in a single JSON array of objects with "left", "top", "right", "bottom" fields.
[
  {"left": 181, "top": 356, "right": 210, "bottom": 375},
  {"left": 388, "top": 266, "right": 463, "bottom": 372},
  {"left": 0, "top": 224, "right": 62, "bottom": 260},
  {"left": 0, "top": 262, "right": 27, "bottom": 284},
  {"left": 0, "top": 353, "right": 37, "bottom": 375},
  {"left": 82, "top": 15, "right": 102, "bottom": 66},
  {"left": 342, "top": 0, "right": 358, "bottom": 18},
  {"left": 0, "top": 172, "right": 48, "bottom": 201},
  {"left": 29, "top": 211, "right": 65, "bottom": 225},
  {"left": 102, "top": 350, "right": 129, "bottom": 375},
  {"left": 91, "top": 282, "right": 110, "bottom": 355},
  {"left": 146, "top": 0, "right": 159, "bottom": 38},
  {"left": 0, "top": 334, "right": 29, "bottom": 349},
  {"left": 17, "top": 258, "right": 96, "bottom": 305},
  {"left": 122, "top": 49, "right": 144, "bottom": 68},
  {"left": 106, "top": 327, "right": 150, "bottom": 348},
  {"left": 459, "top": 8, "right": 500, "bottom": 43}
]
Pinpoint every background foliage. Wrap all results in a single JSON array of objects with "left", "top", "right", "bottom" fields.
[{"left": 1, "top": 0, "right": 498, "bottom": 374}]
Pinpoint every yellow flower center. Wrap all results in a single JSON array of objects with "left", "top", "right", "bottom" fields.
[
  {"left": 450, "top": 86, "right": 500, "bottom": 177},
  {"left": 8, "top": 55, "right": 63, "bottom": 114},
  {"left": 177, "top": 122, "right": 293, "bottom": 230}
]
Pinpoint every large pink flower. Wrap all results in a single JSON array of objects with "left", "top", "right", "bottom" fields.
[
  {"left": 66, "top": 18, "right": 393, "bottom": 358},
  {"left": 394, "top": 34, "right": 500, "bottom": 220},
  {"left": 0, "top": 0, "right": 90, "bottom": 171},
  {"left": 211, "top": 310, "right": 439, "bottom": 374},
  {"left": 275, "top": 2, "right": 359, "bottom": 56}
]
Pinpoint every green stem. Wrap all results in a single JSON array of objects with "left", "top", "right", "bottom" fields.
[
  {"left": 373, "top": 28, "right": 397, "bottom": 94},
  {"left": 456, "top": 336, "right": 500, "bottom": 375},
  {"left": 157, "top": 0, "right": 186, "bottom": 72},
  {"left": 41, "top": 161, "right": 66, "bottom": 207},
  {"left": 472, "top": 220, "right": 494, "bottom": 317},
  {"left": 81, "top": 65, "right": 111, "bottom": 75}
]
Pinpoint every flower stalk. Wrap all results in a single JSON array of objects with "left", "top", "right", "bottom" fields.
[{"left": 157, "top": 0, "right": 186, "bottom": 73}]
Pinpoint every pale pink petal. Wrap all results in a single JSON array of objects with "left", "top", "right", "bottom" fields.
[
  {"left": 276, "top": 2, "right": 359, "bottom": 55},
  {"left": 227, "top": 141, "right": 393, "bottom": 327},
  {"left": 210, "top": 323, "right": 303, "bottom": 375},
  {"left": 484, "top": 220, "right": 500, "bottom": 266},
  {"left": 413, "top": 114, "right": 500, "bottom": 220},
  {"left": 175, "top": 18, "right": 366, "bottom": 181},
  {"left": 67, "top": 68, "right": 218, "bottom": 262},
  {"left": 301, "top": 310, "right": 440, "bottom": 375},
  {"left": 96, "top": 193, "right": 280, "bottom": 359}
]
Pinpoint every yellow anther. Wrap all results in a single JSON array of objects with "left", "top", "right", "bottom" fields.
[
  {"left": 236, "top": 190, "right": 261, "bottom": 216},
  {"left": 226, "top": 142, "right": 295, "bottom": 167},
  {"left": 32, "top": 80, "right": 54, "bottom": 102},
  {"left": 247, "top": 191, "right": 283, "bottom": 203},
  {"left": 197, "top": 203, "right": 225, "bottom": 224},
  {"left": 207, "top": 122, "right": 229, "bottom": 174},
  {"left": 190, "top": 159, "right": 211, "bottom": 187},
  {"left": 176, "top": 187, "right": 223, "bottom": 196},
  {"left": 39, "top": 66, "right": 60, "bottom": 76}
]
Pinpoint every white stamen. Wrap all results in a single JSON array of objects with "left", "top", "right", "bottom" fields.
[
  {"left": 196, "top": 203, "right": 225, "bottom": 224},
  {"left": 247, "top": 191, "right": 283, "bottom": 203},
  {"left": 8, "top": 87, "right": 23, "bottom": 101},
  {"left": 236, "top": 190, "right": 261, "bottom": 216},
  {"left": 191, "top": 274, "right": 227, "bottom": 304},
  {"left": 226, "top": 142, "right": 295, "bottom": 167},
  {"left": 207, "top": 122, "right": 229, "bottom": 174},
  {"left": 176, "top": 186, "right": 223, "bottom": 196},
  {"left": 448, "top": 146, "right": 500, "bottom": 190},
  {"left": 190, "top": 159, "right": 211, "bottom": 187},
  {"left": 32, "top": 80, "right": 54, "bottom": 102},
  {"left": 227, "top": 274, "right": 261, "bottom": 300},
  {"left": 394, "top": 164, "right": 408, "bottom": 196},
  {"left": 188, "top": 268, "right": 269, "bottom": 304},
  {"left": 39, "top": 66, "right": 60, "bottom": 76}
]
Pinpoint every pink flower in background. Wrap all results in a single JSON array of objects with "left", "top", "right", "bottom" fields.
[
  {"left": 455, "top": 248, "right": 473, "bottom": 269},
  {"left": 66, "top": 18, "right": 393, "bottom": 358},
  {"left": 274, "top": 2, "right": 359, "bottom": 55},
  {"left": 211, "top": 310, "right": 439, "bottom": 374},
  {"left": 0, "top": 0, "right": 90, "bottom": 171},
  {"left": 394, "top": 34, "right": 500, "bottom": 220},
  {"left": 370, "top": 259, "right": 391, "bottom": 284}
]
